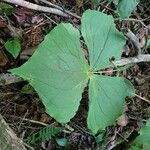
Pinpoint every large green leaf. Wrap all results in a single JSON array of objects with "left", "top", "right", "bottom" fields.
[
  {"left": 131, "top": 119, "right": 150, "bottom": 150},
  {"left": 88, "top": 75, "right": 133, "bottom": 133},
  {"left": 117, "top": 0, "right": 140, "bottom": 18},
  {"left": 81, "top": 10, "right": 125, "bottom": 71},
  {"left": 9, "top": 10, "right": 135, "bottom": 134},
  {"left": 10, "top": 23, "right": 89, "bottom": 123}
]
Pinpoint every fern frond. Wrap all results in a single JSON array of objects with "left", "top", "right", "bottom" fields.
[{"left": 26, "top": 126, "right": 63, "bottom": 144}]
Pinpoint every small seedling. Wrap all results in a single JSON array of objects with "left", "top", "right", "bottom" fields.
[{"left": 4, "top": 39, "right": 21, "bottom": 59}]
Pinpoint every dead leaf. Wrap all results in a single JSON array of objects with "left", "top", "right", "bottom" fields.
[
  {"left": 40, "top": 113, "right": 52, "bottom": 123},
  {"left": 0, "top": 17, "right": 7, "bottom": 28},
  {"left": 0, "top": 49, "right": 8, "bottom": 66},
  {"left": 123, "top": 45, "right": 130, "bottom": 56},
  {"left": 13, "top": 8, "right": 44, "bottom": 27},
  {"left": 20, "top": 46, "right": 37, "bottom": 60},
  {"left": 0, "top": 39, "right": 8, "bottom": 66},
  {"left": 117, "top": 114, "right": 128, "bottom": 127}
]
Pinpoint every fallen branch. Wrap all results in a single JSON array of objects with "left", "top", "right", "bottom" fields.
[
  {"left": 114, "top": 54, "right": 150, "bottom": 66},
  {"left": 2, "top": 0, "right": 68, "bottom": 17},
  {"left": 126, "top": 29, "right": 142, "bottom": 55},
  {"left": 38, "top": 0, "right": 80, "bottom": 19}
]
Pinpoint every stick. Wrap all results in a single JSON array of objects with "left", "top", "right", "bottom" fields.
[
  {"left": 2, "top": 0, "right": 68, "bottom": 17},
  {"left": 134, "top": 93, "right": 150, "bottom": 104},
  {"left": 126, "top": 29, "right": 141, "bottom": 55},
  {"left": 113, "top": 54, "right": 150, "bottom": 66},
  {"left": 38, "top": 0, "right": 80, "bottom": 19}
]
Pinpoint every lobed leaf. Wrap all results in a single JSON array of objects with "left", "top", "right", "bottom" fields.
[
  {"left": 9, "top": 10, "right": 135, "bottom": 134},
  {"left": 117, "top": 0, "right": 140, "bottom": 18},
  {"left": 10, "top": 23, "right": 89, "bottom": 123},
  {"left": 88, "top": 75, "right": 133, "bottom": 133},
  {"left": 81, "top": 10, "right": 126, "bottom": 71}
]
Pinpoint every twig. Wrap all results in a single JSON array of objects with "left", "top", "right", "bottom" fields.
[
  {"left": 6, "top": 115, "right": 49, "bottom": 126},
  {"left": 38, "top": 0, "right": 80, "bottom": 19},
  {"left": 115, "top": 18, "right": 148, "bottom": 28},
  {"left": 113, "top": 29, "right": 150, "bottom": 67},
  {"left": 126, "top": 29, "right": 141, "bottom": 55},
  {"left": 113, "top": 55, "right": 150, "bottom": 66},
  {"left": 6, "top": 115, "right": 71, "bottom": 134},
  {"left": 23, "top": 143, "right": 34, "bottom": 150},
  {"left": 134, "top": 93, "right": 150, "bottom": 104},
  {"left": 2, "top": 0, "right": 68, "bottom": 17}
]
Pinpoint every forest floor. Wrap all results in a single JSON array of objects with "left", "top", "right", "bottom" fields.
[{"left": 0, "top": 0, "right": 150, "bottom": 149}]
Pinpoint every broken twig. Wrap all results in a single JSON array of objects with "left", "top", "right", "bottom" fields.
[
  {"left": 113, "top": 55, "right": 150, "bottom": 66},
  {"left": 2, "top": 0, "right": 68, "bottom": 17},
  {"left": 38, "top": 0, "right": 80, "bottom": 19}
]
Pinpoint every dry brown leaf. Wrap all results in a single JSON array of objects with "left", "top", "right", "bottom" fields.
[
  {"left": 20, "top": 46, "right": 37, "bottom": 60},
  {"left": 117, "top": 114, "right": 128, "bottom": 127},
  {"left": 40, "top": 113, "right": 52, "bottom": 123},
  {"left": 0, "top": 39, "right": 8, "bottom": 66}
]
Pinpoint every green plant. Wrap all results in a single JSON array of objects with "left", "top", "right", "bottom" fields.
[
  {"left": 146, "top": 39, "right": 150, "bottom": 49},
  {"left": 90, "top": 0, "right": 140, "bottom": 19},
  {"left": 21, "top": 84, "right": 34, "bottom": 94},
  {"left": 4, "top": 39, "right": 21, "bottom": 58},
  {"left": 26, "top": 126, "right": 63, "bottom": 145},
  {"left": 130, "top": 119, "right": 150, "bottom": 150},
  {"left": 117, "top": 0, "right": 140, "bottom": 18},
  {"left": 0, "top": 2, "right": 13, "bottom": 16},
  {"left": 9, "top": 10, "right": 135, "bottom": 133}
]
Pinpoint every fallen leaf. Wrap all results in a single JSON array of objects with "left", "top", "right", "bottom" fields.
[
  {"left": 0, "top": 49, "right": 8, "bottom": 66},
  {"left": 0, "top": 39, "right": 8, "bottom": 66},
  {"left": 40, "top": 113, "right": 52, "bottom": 123},
  {"left": 117, "top": 114, "right": 128, "bottom": 127},
  {"left": 20, "top": 46, "right": 37, "bottom": 60},
  {"left": 0, "top": 17, "right": 7, "bottom": 28}
]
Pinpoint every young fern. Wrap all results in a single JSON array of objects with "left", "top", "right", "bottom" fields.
[{"left": 26, "top": 126, "right": 63, "bottom": 145}]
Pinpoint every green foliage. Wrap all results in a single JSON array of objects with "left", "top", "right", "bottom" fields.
[
  {"left": 56, "top": 138, "right": 68, "bottom": 147},
  {"left": 4, "top": 39, "right": 21, "bottom": 58},
  {"left": 117, "top": 0, "right": 140, "bottom": 18},
  {"left": 130, "top": 119, "right": 150, "bottom": 150},
  {"left": 81, "top": 10, "right": 125, "bottom": 70},
  {"left": 9, "top": 10, "right": 135, "bottom": 133},
  {"left": 0, "top": 2, "right": 13, "bottom": 15},
  {"left": 91, "top": 0, "right": 99, "bottom": 4},
  {"left": 26, "top": 126, "right": 63, "bottom": 144},
  {"left": 113, "top": 0, "right": 119, "bottom": 5},
  {"left": 146, "top": 39, "right": 150, "bottom": 49},
  {"left": 21, "top": 84, "right": 34, "bottom": 94}
]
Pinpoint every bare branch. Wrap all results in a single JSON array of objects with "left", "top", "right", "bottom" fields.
[
  {"left": 38, "top": 0, "right": 80, "bottom": 19},
  {"left": 114, "top": 55, "right": 150, "bottom": 66},
  {"left": 126, "top": 29, "right": 142, "bottom": 55},
  {"left": 2, "top": 0, "right": 68, "bottom": 17}
]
